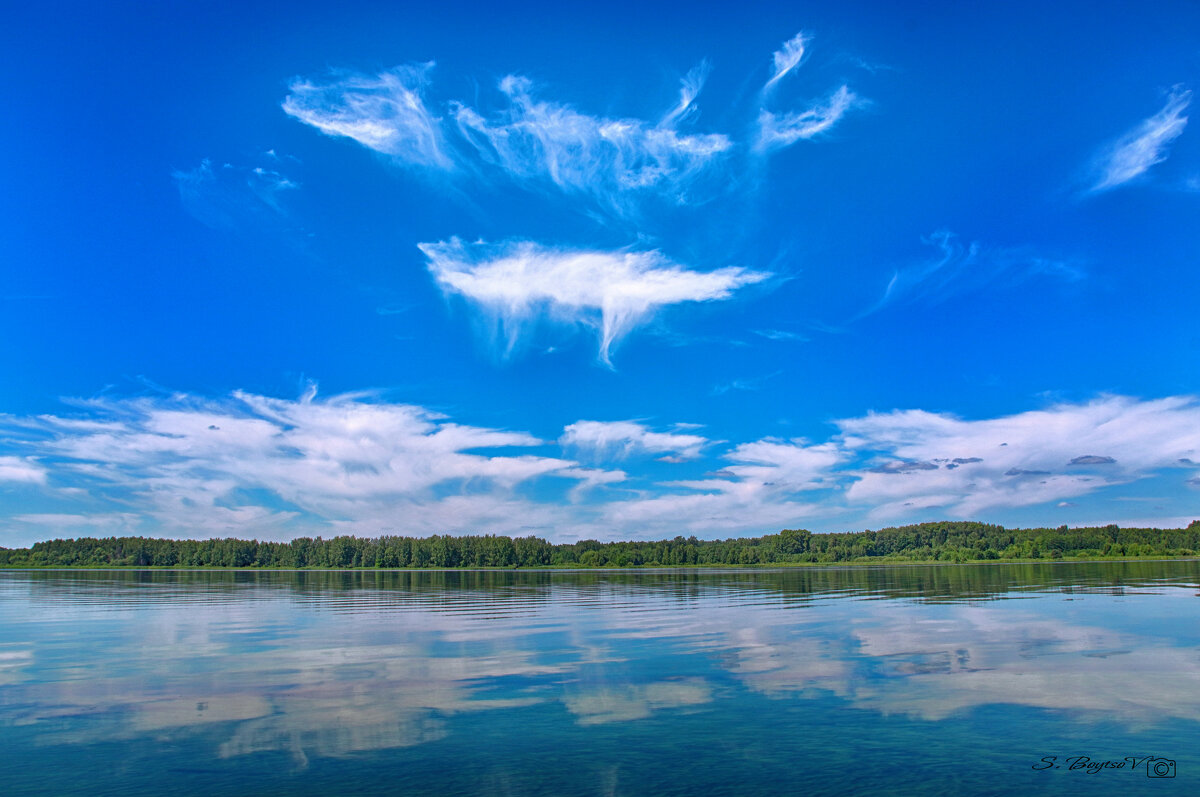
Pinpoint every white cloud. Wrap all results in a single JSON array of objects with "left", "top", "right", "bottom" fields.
[
  {"left": 602, "top": 438, "right": 844, "bottom": 535},
  {"left": 282, "top": 38, "right": 863, "bottom": 219},
  {"left": 561, "top": 420, "right": 708, "bottom": 462},
  {"left": 1090, "top": 87, "right": 1191, "bottom": 192},
  {"left": 755, "top": 85, "right": 860, "bottom": 152},
  {"left": 661, "top": 61, "right": 712, "bottom": 128},
  {"left": 0, "top": 456, "right": 47, "bottom": 484},
  {"left": 2, "top": 388, "right": 616, "bottom": 540},
  {"left": 282, "top": 65, "right": 454, "bottom": 170},
  {"left": 420, "top": 239, "right": 769, "bottom": 365},
  {"left": 453, "top": 74, "right": 732, "bottom": 213},
  {"left": 752, "top": 329, "right": 808, "bottom": 342},
  {"left": 282, "top": 62, "right": 732, "bottom": 213},
  {"left": 667, "top": 439, "right": 845, "bottom": 494},
  {"left": 12, "top": 513, "right": 142, "bottom": 533},
  {"left": 838, "top": 395, "right": 1200, "bottom": 521},
  {"left": 764, "top": 31, "right": 809, "bottom": 90},
  {"left": 7, "top": 389, "right": 1195, "bottom": 543}
]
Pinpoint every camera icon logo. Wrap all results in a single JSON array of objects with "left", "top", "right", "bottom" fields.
[{"left": 1146, "top": 758, "right": 1176, "bottom": 778}]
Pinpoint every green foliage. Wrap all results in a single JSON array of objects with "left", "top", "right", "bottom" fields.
[{"left": 0, "top": 520, "right": 1197, "bottom": 569}]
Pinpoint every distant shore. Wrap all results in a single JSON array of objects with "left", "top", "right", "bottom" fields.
[{"left": 3, "top": 521, "right": 1197, "bottom": 569}]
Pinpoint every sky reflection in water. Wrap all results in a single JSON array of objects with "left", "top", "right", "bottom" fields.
[{"left": 1, "top": 563, "right": 1198, "bottom": 795}]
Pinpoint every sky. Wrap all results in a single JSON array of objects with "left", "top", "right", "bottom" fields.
[{"left": 2, "top": 0, "right": 1199, "bottom": 545}]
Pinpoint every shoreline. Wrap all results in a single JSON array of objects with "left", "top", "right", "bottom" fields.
[{"left": 3, "top": 555, "right": 1199, "bottom": 572}]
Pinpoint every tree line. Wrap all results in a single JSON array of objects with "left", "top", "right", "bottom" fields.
[{"left": 1, "top": 520, "right": 1198, "bottom": 568}]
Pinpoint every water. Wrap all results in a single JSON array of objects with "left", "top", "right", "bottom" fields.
[{"left": 1, "top": 562, "right": 1198, "bottom": 795}]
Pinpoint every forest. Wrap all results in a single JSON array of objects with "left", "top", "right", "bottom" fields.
[{"left": 1, "top": 520, "right": 1198, "bottom": 568}]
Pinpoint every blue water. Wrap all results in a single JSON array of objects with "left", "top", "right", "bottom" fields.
[{"left": 1, "top": 563, "right": 1198, "bottom": 795}]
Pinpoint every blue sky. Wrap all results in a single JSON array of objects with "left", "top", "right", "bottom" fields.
[{"left": 2, "top": 0, "right": 1199, "bottom": 544}]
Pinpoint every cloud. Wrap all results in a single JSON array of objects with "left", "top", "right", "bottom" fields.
[
  {"left": 282, "top": 65, "right": 454, "bottom": 169},
  {"left": 0, "top": 456, "right": 47, "bottom": 484},
  {"left": 420, "top": 239, "right": 769, "bottom": 365},
  {"left": 172, "top": 159, "right": 299, "bottom": 230},
  {"left": 867, "top": 460, "right": 938, "bottom": 474},
  {"left": 0, "top": 387, "right": 617, "bottom": 540},
  {"left": 602, "top": 438, "right": 845, "bottom": 536},
  {"left": 710, "top": 370, "right": 782, "bottom": 396},
  {"left": 764, "top": 32, "right": 809, "bottom": 90},
  {"left": 11, "top": 513, "right": 141, "bottom": 534},
  {"left": 838, "top": 394, "right": 1200, "bottom": 521},
  {"left": 857, "top": 231, "right": 1084, "bottom": 319},
  {"left": 453, "top": 74, "right": 732, "bottom": 214},
  {"left": 1068, "top": 455, "right": 1117, "bottom": 466},
  {"left": 283, "top": 62, "right": 731, "bottom": 214},
  {"left": 4, "top": 390, "right": 1200, "bottom": 542},
  {"left": 755, "top": 86, "right": 860, "bottom": 152},
  {"left": 752, "top": 329, "right": 808, "bottom": 342},
  {"left": 561, "top": 420, "right": 708, "bottom": 462},
  {"left": 283, "top": 34, "right": 865, "bottom": 221},
  {"left": 1090, "top": 86, "right": 1191, "bottom": 192},
  {"left": 661, "top": 61, "right": 712, "bottom": 128}
]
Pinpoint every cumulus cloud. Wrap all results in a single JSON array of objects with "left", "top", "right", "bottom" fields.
[
  {"left": 0, "top": 388, "right": 616, "bottom": 539},
  {"left": 561, "top": 420, "right": 708, "bottom": 462},
  {"left": 420, "top": 239, "right": 769, "bottom": 365},
  {"left": 602, "top": 439, "right": 845, "bottom": 535},
  {"left": 1090, "top": 86, "right": 1191, "bottom": 192},
  {"left": 755, "top": 86, "right": 860, "bottom": 152},
  {"left": 282, "top": 65, "right": 454, "bottom": 169},
  {"left": 8, "top": 387, "right": 1197, "bottom": 542},
  {"left": 838, "top": 395, "right": 1200, "bottom": 521}
]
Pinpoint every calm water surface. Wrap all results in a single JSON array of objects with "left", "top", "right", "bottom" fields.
[{"left": 2, "top": 562, "right": 1198, "bottom": 795}]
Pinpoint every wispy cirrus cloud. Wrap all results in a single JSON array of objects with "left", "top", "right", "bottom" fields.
[
  {"left": 661, "top": 61, "right": 712, "bottom": 128},
  {"left": 710, "top": 370, "right": 782, "bottom": 396},
  {"left": 420, "top": 239, "right": 769, "bottom": 365},
  {"left": 172, "top": 159, "right": 299, "bottom": 231},
  {"left": 764, "top": 31, "right": 809, "bottom": 91},
  {"left": 282, "top": 31, "right": 864, "bottom": 217},
  {"left": 856, "top": 230, "right": 1084, "bottom": 319},
  {"left": 282, "top": 65, "right": 454, "bottom": 170},
  {"left": 755, "top": 30, "right": 864, "bottom": 153},
  {"left": 453, "top": 73, "right": 732, "bottom": 214},
  {"left": 282, "top": 63, "right": 731, "bottom": 215},
  {"left": 1089, "top": 86, "right": 1191, "bottom": 193},
  {"left": 561, "top": 420, "right": 708, "bottom": 462},
  {"left": 755, "top": 85, "right": 861, "bottom": 152}
]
